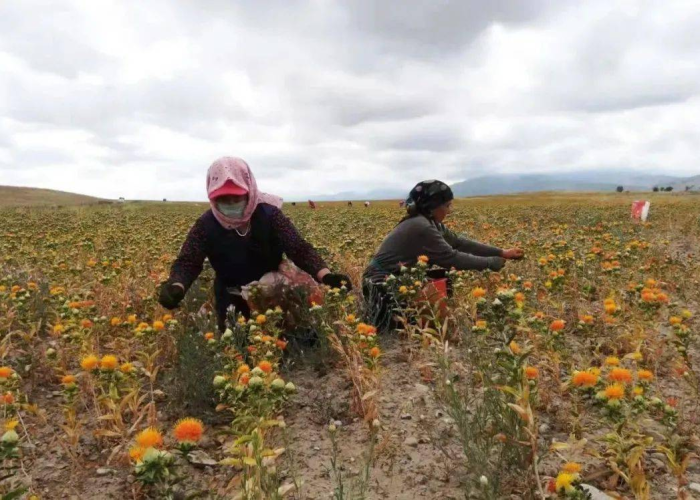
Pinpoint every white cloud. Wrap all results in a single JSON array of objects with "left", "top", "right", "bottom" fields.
[{"left": 1, "top": 0, "right": 699, "bottom": 201}]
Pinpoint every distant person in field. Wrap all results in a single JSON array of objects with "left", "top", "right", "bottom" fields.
[
  {"left": 158, "top": 157, "right": 351, "bottom": 330},
  {"left": 363, "top": 179, "right": 524, "bottom": 331}
]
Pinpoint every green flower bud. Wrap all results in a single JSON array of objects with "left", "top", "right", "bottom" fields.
[
  {"left": 1, "top": 430, "right": 18, "bottom": 444},
  {"left": 142, "top": 447, "right": 160, "bottom": 463}
]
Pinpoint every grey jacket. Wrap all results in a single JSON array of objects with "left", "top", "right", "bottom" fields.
[{"left": 363, "top": 215, "right": 504, "bottom": 282}]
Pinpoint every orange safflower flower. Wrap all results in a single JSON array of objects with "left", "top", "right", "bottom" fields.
[
  {"left": 129, "top": 446, "right": 145, "bottom": 463},
  {"left": 525, "top": 366, "right": 539, "bottom": 379},
  {"left": 135, "top": 427, "right": 163, "bottom": 448},
  {"left": 255, "top": 314, "right": 267, "bottom": 325},
  {"left": 472, "top": 287, "right": 486, "bottom": 298},
  {"left": 173, "top": 418, "right": 204, "bottom": 443},
  {"left": 369, "top": 347, "right": 381, "bottom": 358},
  {"left": 549, "top": 319, "right": 566, "bottom": 332},
  {"left": 204, "top": 332, "right": 214, "bottom": 340},
  {"left": 110, "top": 317, "right": 121, "bottom": 326},
  {"left": 100, "top": 355, "right": 118, "bottom": 371},
  {"left": 258, "top": 361, "right": 273, "bottom": 374},
  {"left": 80, "top": 355, "right": 99, "bottom": 371},
  {"left": 120, "top": 363, "right": 134, "bottom": 374},
  {"left": 153, "top": 321, "right": 165, "bottom": 331},
  {"left": 562, "top": 462, "right": 582, "bottom": 474},
  {"left": 239, "top": 374, "right": 250, "bottom": 385},
  {"left": 80, "top": 319, "right": 93, "bottom": 329},
  {"left": 572, "top": 371, "right": 598, "bottom": 388},
  {"left": 417, "top": 255, "right": 429, "bottom": 264},
  {"left": 579, "top": 314, "right": 594, "bottom": 324},
  {"left": 61, "top": 374, "right": 76, "bottom": 385},
  {"left": 276, "top": 339, "right": 288, "bottom": 350},
  {"left": 2, "top": 392, "right": 14, "bottom": 405},
  {"left": 637, "top": 369, "right": 654, "bottom": 382},
  {"left": 604, "top": 384, "right": 625, "bottom": 400},
  {"left": 608, "top": 368, "right": 633, "bottom": 384},
  {"left": 509, "top": 341, "right": 522, "bottom": 355},
  {"left": 237, "top": 364, "right": 250, "bottom": 375},
  {"left": 0, "top": 367, "right": 14, "bottom": 379},
  {"left": 604, "top": 356, "right": 620, "bottom": 366}
]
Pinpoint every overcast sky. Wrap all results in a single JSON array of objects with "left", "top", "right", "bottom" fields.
[{"left": 1, "top": 0, "right": 699, "bottom": 201}]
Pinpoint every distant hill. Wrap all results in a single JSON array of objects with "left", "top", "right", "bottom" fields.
[
  {"left": 451, "top": 171, "right": 682, "bottom": 197},
  {"left": 666, "top": 175, "right": 700, "bottom": 191},
  {"left": 309, "top": 170, "right": 688, "bottom": 201},
  {"left": 0, "top": 186, "right": 103, "bottom": 207}
]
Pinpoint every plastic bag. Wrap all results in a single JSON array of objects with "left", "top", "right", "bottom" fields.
[
  {"left": 631, "top": 200, "right": 650, "bottom": 222},
  {"left": 241, "top": 260, "right": 324, "bottom": 308}
]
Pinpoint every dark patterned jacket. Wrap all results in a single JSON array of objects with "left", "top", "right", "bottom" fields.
[{"left": 169, "top": 204, "right": 326, "bottom": 319}]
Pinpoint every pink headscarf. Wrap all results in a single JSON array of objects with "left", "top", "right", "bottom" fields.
[{"left": 207, "top": 157, "right": 283, "bottom": 230}]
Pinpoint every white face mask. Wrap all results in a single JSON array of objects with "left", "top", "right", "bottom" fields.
[{"left": 216, "top": 200, "right": 247, "bottom": 218}]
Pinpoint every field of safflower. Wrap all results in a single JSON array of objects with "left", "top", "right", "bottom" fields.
[{"left": 1, "top": 192, "right": 700, "bottom": 499}]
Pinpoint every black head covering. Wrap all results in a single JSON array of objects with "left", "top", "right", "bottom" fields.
[{"left": 404, "top": 180, "right": 453, "bottom": 219}]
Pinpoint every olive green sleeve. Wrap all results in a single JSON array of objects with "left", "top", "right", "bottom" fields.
[{"left": 439, "top": 224, "right": 503, "bottom": 257}]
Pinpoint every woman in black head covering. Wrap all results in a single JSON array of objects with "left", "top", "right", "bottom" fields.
[{"left": 362, "top": 180, "right": 523, "bottom": 331}]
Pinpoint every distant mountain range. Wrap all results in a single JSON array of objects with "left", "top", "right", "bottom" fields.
[
  {"left": 450, "top": 171, "right": 682, "bottom": 197},
  {"left": 668, "top": 174, "right": 700, "bottom": 191},
  {"left": 310, "top": 170, "right": 694, "bottom": 201}
]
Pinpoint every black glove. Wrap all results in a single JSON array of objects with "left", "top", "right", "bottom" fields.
[
  {"left": 158, "top": 281, "right": 185, "bottom": 309},
  {"left": 322, "top": 273, "right": 353, "bottom": 291},
  {"left": 426, "top": 268, "right": 447, "bottom": 280},
  {"left": 486, "top": 257, "right": 506, "bottom": 271}
]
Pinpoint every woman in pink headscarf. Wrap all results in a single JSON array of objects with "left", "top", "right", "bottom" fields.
[{"left": 159, "top": 157, "right": 351, "bottom": 330}]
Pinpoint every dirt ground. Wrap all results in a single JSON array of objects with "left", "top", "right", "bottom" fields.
[{"left": 20, "top": 337, "right": 468, "bottom": 499}]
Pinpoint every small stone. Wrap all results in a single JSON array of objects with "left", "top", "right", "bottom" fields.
[
  {"left": 313, "top": 446, "right": 321, "bottom": 451},
  {"left": 400, "top": 413, "right": 412, "bottom": 420},
  {"left": 689, "top": 483, "right": 700, "bottom": 494},
  {"left": 415, "top": 383, "right": 430, "bottom": 393},
  {"left": 435, "top": 410, "right": 444, "bottom": 418},
  {"left": 580, "top": 484, "right": 615, "bottom": 500},
  {"left": 650, "top": 458, "right": 665, "bottom": 470},
  {"left": 418, "top": 436, "right": 431, "bottom": 444},
  {"left": 188, "top": 450, "right": 217, "bottom": 467},
  {"left": 96, "top": 468, "right": 113, "bottom": 476},
  {"left": 404, "top": 437, "right": 419, "bottom": 447}
]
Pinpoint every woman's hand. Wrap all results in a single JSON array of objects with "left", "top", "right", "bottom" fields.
[
  {"left": 322, "top": 273, "right": 353, "bottom": 291},
  {"left": 158, "top": 281, "right": 185, "bottom": 309},
  {"left": 501, "top": 248, "right": 525, "bottom": 260}
]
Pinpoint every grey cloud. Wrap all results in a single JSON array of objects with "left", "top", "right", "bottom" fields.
[
  {"left": 1, "top": 0, "right": 700, "bottom": 199},
  {"left": 0, "top": 2, "right": 116, "bottom": 79},
  {"left": 341, "top": 0, "right": 554, "bottom": 57}
]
